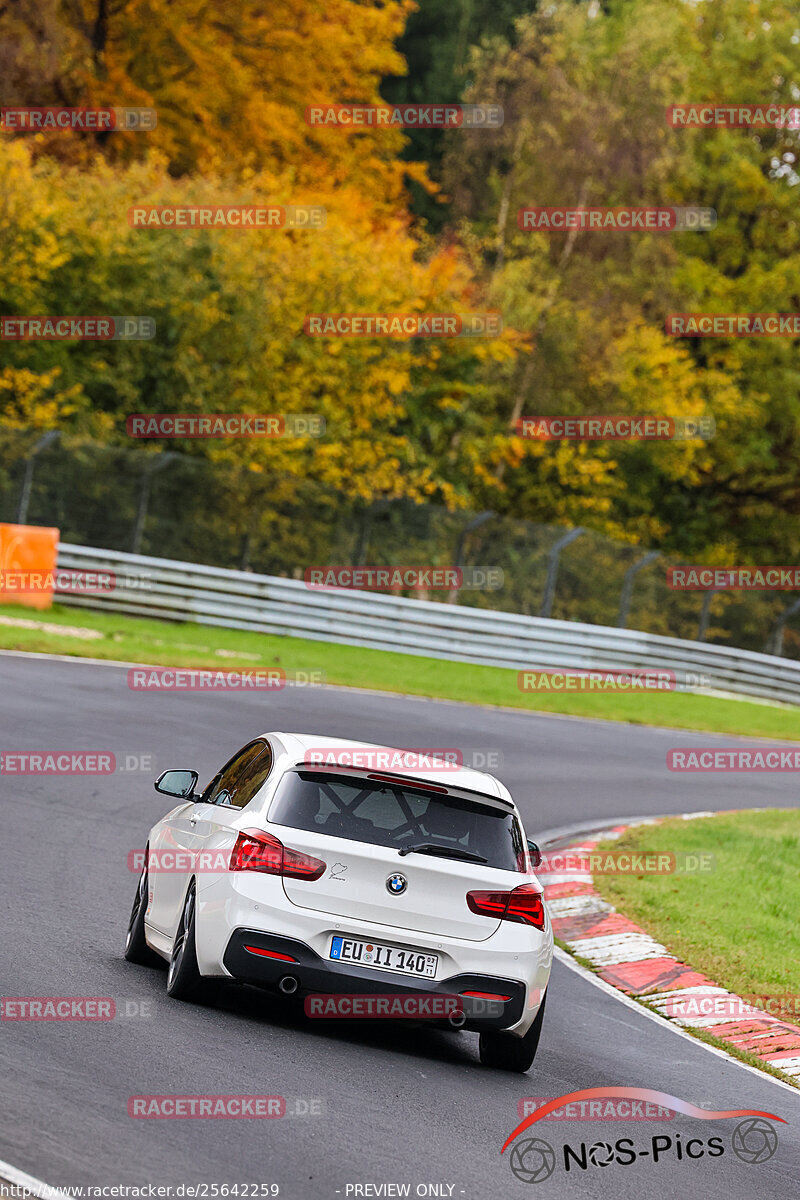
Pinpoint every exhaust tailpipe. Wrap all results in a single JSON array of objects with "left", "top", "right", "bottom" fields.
[
  {"left": 278, "top": 975, "right": 299, "bottom": 995},
  {"left": 448, "top": 1009, "right": 467, "bottom": 1029}
]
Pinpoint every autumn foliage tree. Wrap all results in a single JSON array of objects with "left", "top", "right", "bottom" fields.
[
  {"left": 0, "top": 0, "right": 428, "bottom": 199},
  {"left": 0, "top": 0, "right": 521, "bottom": 508},
  {"left": 3, "top": 0, "right": 800, "bottom": 568},
  {"left": 442, "top": 0, "right": 800, "bottom": 560}
]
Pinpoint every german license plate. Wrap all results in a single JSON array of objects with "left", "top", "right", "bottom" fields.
[{"left": 329, "top": 935, "right": 438, "bottom": 978}]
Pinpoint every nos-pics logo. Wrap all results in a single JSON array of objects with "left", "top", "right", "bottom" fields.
[{"left": 502, "top": 1089, "right": 784, "bottom": 1183}]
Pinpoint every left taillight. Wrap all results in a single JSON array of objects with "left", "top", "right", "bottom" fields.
[
  {"left": 230, "top": 828, "right": 326, "bottom": 881},
  {"left": 466, "top": 883, "right": 546, "bottom": 929}
]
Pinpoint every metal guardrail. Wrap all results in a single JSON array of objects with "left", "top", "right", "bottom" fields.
[{"left": 55, "top": 542, "right": 800, "bottom": 705}]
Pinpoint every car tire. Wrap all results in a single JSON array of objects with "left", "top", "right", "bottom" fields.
[
  {"left": 479, "top": 993, "right": 547, "bottom": 1073},
  {"left": 124, "top": 862, "right": 160, "bottom": 966},
  {"left": 166, "top": 882, "right": 206, "bottom": 1001}
]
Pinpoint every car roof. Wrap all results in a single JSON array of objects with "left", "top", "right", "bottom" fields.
[{"left": 260, "top": 731, "right": 510, "bottom": 802}]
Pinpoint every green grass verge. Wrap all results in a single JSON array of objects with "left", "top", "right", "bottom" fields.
[
  {"left": 594, "top": 811, "right": 800, "bottom": 1005},
  {"left": 1, "top": 600, "right": 800, "bottom": 738}
]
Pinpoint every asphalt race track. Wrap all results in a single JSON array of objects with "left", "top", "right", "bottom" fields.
[{"left": 2, "top": 651, "right": 799, "bottom": 1199}]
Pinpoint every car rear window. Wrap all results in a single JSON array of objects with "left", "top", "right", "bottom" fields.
[{"left": 268, "top": 769, "right": 526, "bottom": 872}]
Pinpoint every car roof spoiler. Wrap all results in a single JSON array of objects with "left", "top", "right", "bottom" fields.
[{"left": 295, "top": 760, "right": 514, "bottom": 808}]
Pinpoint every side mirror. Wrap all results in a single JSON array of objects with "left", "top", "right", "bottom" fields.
[
  {"left": 155, "top": 769, "right": 199, "bottom": 800},
  {"left": 527, "top": 839, "right": 542, "bottom": 868}
]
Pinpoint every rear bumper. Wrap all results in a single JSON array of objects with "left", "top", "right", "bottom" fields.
[{"left": 223, "top": 928, "right": 529, "bottom": 1031}]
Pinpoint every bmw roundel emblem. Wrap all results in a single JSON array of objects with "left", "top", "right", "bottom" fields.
[{"left": 386, "top": 873, "right": 408, "bottom": 895}]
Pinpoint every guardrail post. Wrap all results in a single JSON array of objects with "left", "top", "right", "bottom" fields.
[
  {"left": 617, "top": 550, "right": 660, "bottom": 628},
  {"left": 351, "top": 502, "right": 375, "bottom": 567},
  {"left": 17, "top": 430, "right": 60, "bottom": 524},
  {"left": 768, "top": 596, "right": 800, "bottom": 656},
  {"left": 697, "top": 588, "right": 721, "bottom": 642},
  {"left": 131, "top": 454, "right": 176, "bottom": 554},
  {"left": 447, "top": 511, "right": 494, "bottom": 603},
  {"left": 540, "top": 527, "right": 585, "bottom": 618},
  {"left": 240, "top": 531, "right": 252, "bottom": 572}
]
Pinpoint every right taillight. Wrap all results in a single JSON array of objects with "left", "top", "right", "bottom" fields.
[
  {"left": 230, "top": 828, "right": 326, "bottom": 881},
  {"left": 466, "top": 883, "right": 546, "bottom": 929}
]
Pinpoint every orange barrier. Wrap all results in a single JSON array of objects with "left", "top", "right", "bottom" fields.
[{"left": 0, "top": 522, "right": 60, "bottom": 610}]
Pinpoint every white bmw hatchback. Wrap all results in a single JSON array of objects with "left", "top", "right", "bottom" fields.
[{"left": 125, "top": 732, "right": 553, "bottom": 1071}]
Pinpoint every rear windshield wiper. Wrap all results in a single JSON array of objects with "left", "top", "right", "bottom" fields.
[{"left": 398, "top": 842, "right": 488, "bottom": 863}]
